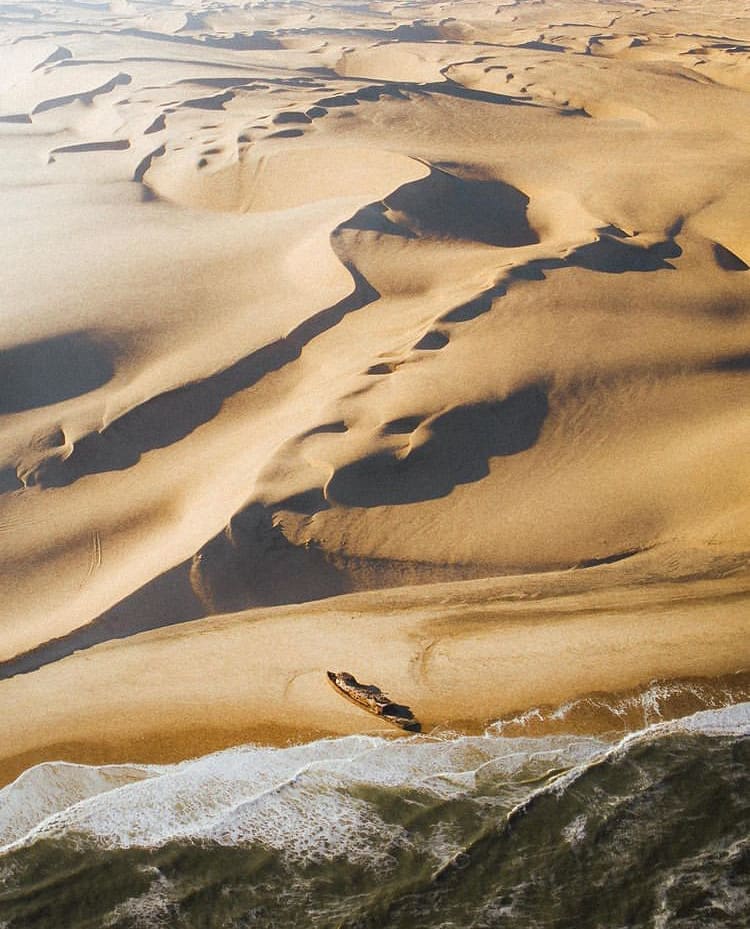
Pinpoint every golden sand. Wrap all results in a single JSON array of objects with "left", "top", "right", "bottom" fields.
[{"left": 0, "top": 0, "right": 749, "bottom": 784}]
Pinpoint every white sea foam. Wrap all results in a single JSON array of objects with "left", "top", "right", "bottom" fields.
[
  {"left": 0, "top": 761, "right": 157, "bottom": 848},
  {"left": 673, "top": 700, "right": 750, "bottom": 736},
  {"left": 504, "top": 701, "right": 750, "bottom": 826},
  {"left": 102, "top": 868, "right": 177, "bottom": 929},
  {"left": 0, "top": 703, "right": 746, "bottom": 863},
  {"left": 561, "top": 814, "right": 587, "bottom": 847},
  {"left": 488, "top": 679, "right": 749, "bottom": 735},
  {"left": 0, "top": 734, "right": 605, "bottom": 859}
]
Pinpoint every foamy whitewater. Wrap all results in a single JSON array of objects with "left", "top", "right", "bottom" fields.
[{"left": 0, "top": 702, "right": 748, "bottom": 928}]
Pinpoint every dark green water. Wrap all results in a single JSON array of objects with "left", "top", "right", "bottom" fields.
[{"left": 0, "top": 704, "right": 747, "bottom": 929}]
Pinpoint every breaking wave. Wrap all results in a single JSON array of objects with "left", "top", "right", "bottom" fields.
[{"left": 0, "top": 701, "right": 747, "bottom": 928}]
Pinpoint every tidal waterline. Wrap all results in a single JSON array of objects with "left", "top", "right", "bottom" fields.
[{"left": 0, "top": 699, "right": 747, "bottom": 929}]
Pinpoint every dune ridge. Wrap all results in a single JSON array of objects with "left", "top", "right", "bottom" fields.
[{"left": 0, "top": 0, "right": 749, "bottom": 779}]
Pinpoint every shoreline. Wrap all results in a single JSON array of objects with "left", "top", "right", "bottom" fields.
[{"left": 0, "top": 567, "right": 748, "bottom": 787}]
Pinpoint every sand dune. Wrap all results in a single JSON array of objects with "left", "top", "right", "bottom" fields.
[{"left": 0, "top": 0, "right": 749, "bottom": 779}]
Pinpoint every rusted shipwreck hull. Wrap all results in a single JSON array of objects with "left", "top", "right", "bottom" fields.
[{"left": 326, "top": 671, "right": 421, "bottom": 732}]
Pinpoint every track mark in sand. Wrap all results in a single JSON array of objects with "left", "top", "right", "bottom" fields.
[
  {"left": 86, "top": 530, "right": 103, "bottom": 579},
  {"left": 283, "top": 669, "right": 315, "bottom": 701},
  {"left": 414, "top": 638, "right": 440, "bottom": 682}
]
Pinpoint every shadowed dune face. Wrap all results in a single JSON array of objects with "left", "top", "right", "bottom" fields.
[
  {"left": 713, "top": 242, "right": 749, "bottom": 272},
  {"left": 191, "top": 504, "right": 350, "bottom": 613},
  {"left": 569, "top": 234, "right": 682, "bottom": 273},
  {"left": 326, "top": 387, "right": 549, "bottom": 507},
  {"left": 28, "top": 264, "right": 380, "bottom": 489},
  {"left": 383, "top": 169, "right": 539, "bottom": 246},
  {"left": 0, "top": 468, "right": 21, "bottom": 494},
  {"left": 0, "top": 333, "right": 113, "bottom": 416},
  {"left": 0, "top": 0, "right": 749, "bottom": 667}
]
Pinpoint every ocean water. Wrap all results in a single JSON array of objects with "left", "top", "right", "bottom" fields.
[{"left": 0, "top": 699, "right": 747, "bottom": 929}]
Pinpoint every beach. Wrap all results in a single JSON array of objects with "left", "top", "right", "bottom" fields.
[
  {"left": 0, "top": 1, "right": 749, "bottom": 923},
  {"left": 0, "top": 560, "right": 749, "bottom": 787}
]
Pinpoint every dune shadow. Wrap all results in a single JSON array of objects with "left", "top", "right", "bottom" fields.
[
  {"left": 326, "top": 385, "right": 549, "bottom": 507},
  {"left": 307, "top": 76, "right": 535, "bottom": 125},
  {"left": 0, "top": 333, "right": 114, "bottom": 415},
  {"left": 711, "top": 353, "right": 750, "bottom": 372},
  {"left": 505, "top": 231, "right": 682, "bottom": 282},
  {"left": 191, "top": 503, "right": 348, "bottom": 613},
  {"left": 519, "top": 40, "right": 567, "bottom": 52},
  {"left": 33, "top": 266, "right": 379, "bottom": 488},
  {"left": 341, "top": 202, "right": 416, "bottom": 239},
  {"left": 423, "top": 78, "right": 534, "bottom": 108},
  {"left": 51, "top": 140, "right": 130, "bottom": 154},
  {"left": 713, "top": 243, "right": 748, "bottom": 272},
  {"left": 440, "top": 285, "right": 507, "bottom": 323},
  {"left": 385, "top": 168, "right": 539, "bottom": 247},
  {"left": 0, "top": 497, "right": 350, "bottom": 682},
  {"left": 32, "top": 72, "right": 132, "bottom": 115},
  {"left": 119, "top": 27, "right": 281, "bottom": 51},
  {"left": 0, "top": 467, "right": 21, "bottom": 494},
  {"left": 569, "top": 235, "right": 682, "bottom": 273},
  {"left": 273, "top": 111, "right": 313, "bottom": 125},
  {"left": 268, "top": 128, "right": 306, "bottom": 139},
  {"left": 182, "top": 90, "right": 235, "bottom": 110},
  {"left": 382, "top": 415, "right": 425, "bottom": 435},
  {"left": 134, "top": 144, "right": 166, "bottom": 183},
  {"left": 0, "top": 561, "right": 204, "bottom": 681},
  {"left": 203, "top": 31, "right": 281, "bottom": 51},
  {"left": 414, "top": 330, "right": 449, "bottom": 350}
]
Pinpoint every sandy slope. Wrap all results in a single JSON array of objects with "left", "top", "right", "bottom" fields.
[
  {"left": 1, "top": 556, "right": 749, "bottom": 787},
  {"left": 0, "top": 0, "right": 749, "bottom": 779}
]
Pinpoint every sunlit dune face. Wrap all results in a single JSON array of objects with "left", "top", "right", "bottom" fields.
[{"left": 0, "top": 0, "right": 748, "bottom": 798}]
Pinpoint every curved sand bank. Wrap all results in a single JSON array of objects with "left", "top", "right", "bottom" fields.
[
  {"left": 1, "top": 559, "right": 749, "bottom": 787},
  {"left": 1, "top": 0, "right": 749, "bottom": 782}
]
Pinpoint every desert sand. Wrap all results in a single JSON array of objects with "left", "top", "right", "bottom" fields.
[{"left": 0, "top": 0, "right": 749, "bottom": 784}]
